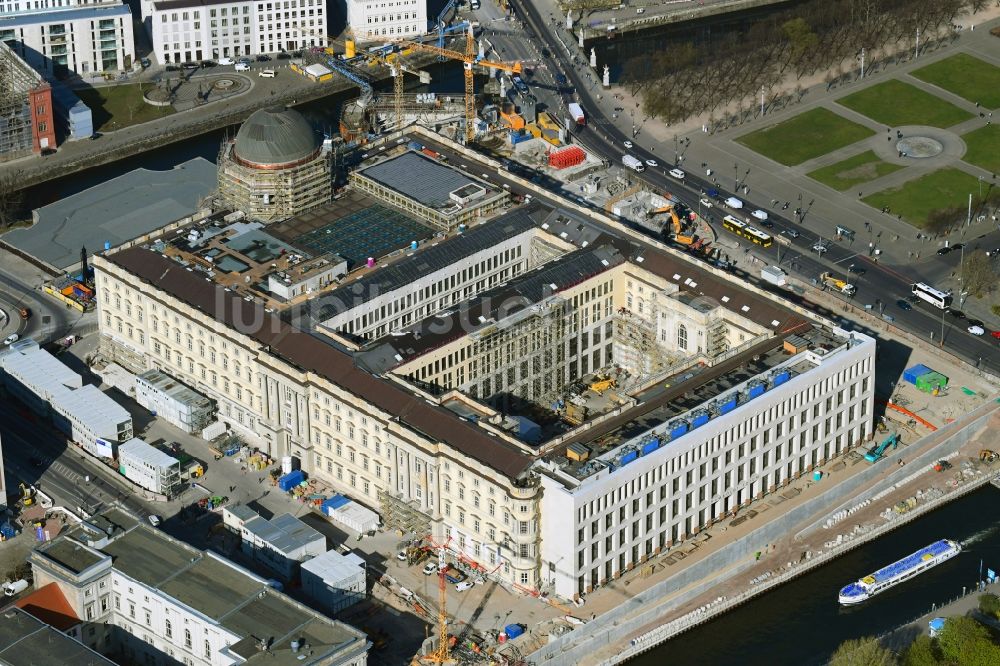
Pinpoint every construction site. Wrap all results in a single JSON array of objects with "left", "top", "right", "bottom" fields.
[{"left": 0, "top": 40, "right": 55, "bottom": 160}]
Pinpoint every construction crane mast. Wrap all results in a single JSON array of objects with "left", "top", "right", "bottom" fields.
[
  {"left": 399, "top": 27, "right": 522, "bottom": 142},
  {"left": 413, "top": 536, "right": 456, "bottom": 665}
]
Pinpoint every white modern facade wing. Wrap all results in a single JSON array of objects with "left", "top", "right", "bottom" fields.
[
  {"left": 0, "top": 0, "right": 135, "bottom": 75},
  {"left": 147, "top": 0, "right": 326, "bottom": 64},
  {"left": 538, "top": 330, "right": 875, "bottom": 598},
  {"left": 345, "top": 0, "right": 426, "bottom": 42}
]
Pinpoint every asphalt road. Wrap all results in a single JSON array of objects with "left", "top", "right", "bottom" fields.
[{"left": 497, "top": 0, "right": 1000, "bottom": 373}]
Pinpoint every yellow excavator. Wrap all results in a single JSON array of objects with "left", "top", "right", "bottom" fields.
[
  {"left": 648, "top": 202, "right": 695, "bottom": 245},
  {"left": 589, "top": 374, "right": 617, "bottom": 395},
  {"left": 19, "top": 483, "right": 34, "bottom": 507}
]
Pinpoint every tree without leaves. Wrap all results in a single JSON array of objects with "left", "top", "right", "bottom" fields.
[
  {"left": 961, "top": 253, "right": 998, "bottom": 298},
  {"left": 0, "top": 168, "right": 26, "bottom": 231},
  {"left": 829, "top": 636, "right": 897, "bottom": 666}
]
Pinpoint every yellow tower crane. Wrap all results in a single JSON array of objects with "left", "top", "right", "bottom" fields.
[
  {"left": 398, "top": 27, "right": 522, "bottom": 143},
  {"left": 412, "top": 536, "right": 457, "bottom": 665}
]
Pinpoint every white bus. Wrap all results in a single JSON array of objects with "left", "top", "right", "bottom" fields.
[{"left": 911, "top": 282, "right": 953, "bottom": 309}]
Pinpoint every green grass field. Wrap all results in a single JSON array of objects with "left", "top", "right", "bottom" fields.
[
  {"left": 837, "top": 79, "right": 973, "bottom": 128},
  {"left": 75, "top": 83, "right": 174, "bottom": 132},
  {"left": 735, "top": 108, "right": 875, "bottom": 166},
  {"left": 862, "top": 168, "right": 982, "bottom": 226},
  {"left": 912, "top": 53, "right": 1000, "bottom": 108},
  {"left": 961, "top": 124, "right": 1000, "bottom": 174},
  {"left": 807, "top": 150, "right": 905, "bottom": 191}
]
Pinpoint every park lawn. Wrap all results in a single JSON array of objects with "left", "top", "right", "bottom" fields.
[
  {"left": 75, "top": 83, "right": 174, "bottom": 132},
  {"left": 837, "top": 79, "right": 973, "bottom": 128},
  {"left": 807, "top": 150, "right": 905, "bottom": 191},
  {"left": 912, "top": 53, "right": 1000, "bottom": 108},
  {"left": 961, "top": 124, "right": 1000, "bottom": 174},
  {"left": 735, "top": 108, "right": 874, "bottom": 166},
  {"left": 862, "top": 168, "right": 982, "bottom": 227}
]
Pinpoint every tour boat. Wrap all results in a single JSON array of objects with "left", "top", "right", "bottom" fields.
[{"left": 838, "top": 539, "right": 961, "bottom": 605}]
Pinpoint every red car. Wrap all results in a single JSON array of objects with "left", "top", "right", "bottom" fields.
[{"left": 992, "top": 330, "right": 1000, "bottom": 339}]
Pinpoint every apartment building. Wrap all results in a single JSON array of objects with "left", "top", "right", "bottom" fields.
[
  {"left": 147, "top": 0, "right": 325, "bottom": 64},
  {"left": 29, "top": 506, "right": 369, "bottom": 666},
  {"left": 94, "top": 248, "right": 543, "bottom": 592},
  {"left": 345, "top": 0, "right": 426, "bottom": 41},
  {"left": 0, "top": 0, "right": 135, "bottom": 75}
]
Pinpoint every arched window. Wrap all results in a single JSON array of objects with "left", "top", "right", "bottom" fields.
[{"left": 677, "top": 324, "right": 688, "bottom": 351}]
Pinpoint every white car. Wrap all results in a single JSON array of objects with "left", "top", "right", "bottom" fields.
[
  {"left": 751, "top": 209, "right": 769, "bottom": 221},
  {"left": 258, "top": 69, "right": 276, "bottom": 78},
  {"left": 669, "top": 168, "right": 685, "bottom": 179},
  {"left": 455, "top": 581, "right": 475, "bottom": 592},
  {"left": 234, "top": 62, "right": 250, "bottom": 72},
  {"left": 422, "top": 562, "right": 438, "bottom": 575},
  {"left": 396, "top": 550, "right": 407, "bottom": 561},
  {"left": 3, "top": 334, "right": 18, "bottom": 345},
  {"left": 147, "top": 515, "right": 161, "bottom": 527},
  {"left": 645, "top": 159, "right": 658, "bottom": 167},
  {"left": 217, "top": 57, "right": 235, "bottom": 66},
  {"left": 698, "top": 197, "right": 713, "bottom": 208},
  {"left": 813, "top": 243, "right": 828, "bottom": 255},
  {"left": 968, "top": 325, "right": 986, "bottom": 336},
  {"left": 623, "top": 140, "right": 633, "bottom": 149}
]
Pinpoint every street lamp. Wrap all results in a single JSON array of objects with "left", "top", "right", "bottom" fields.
[{"left": 734, "top": 162, "right": 739, "bottom": 190}]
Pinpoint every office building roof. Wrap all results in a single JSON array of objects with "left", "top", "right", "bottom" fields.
[
  {"left": 118, "top": 438, "right": 180, "bottom": 469},
  {"left": 242, "top": 512, "right": 325, "bottom": 555},
  {"left": 0, "top": 3, "right": 129, "bottom": 27},
  {"left": 0, "top": 608, "right": 115, "bottom": 666},
  {"left": 356, "top": 151, "right": 496, "bottom": 209},
  {"left": 0, "top": 339, "right": 81, "bottom": 393},
  {"left": 50, "top": 384, "right": 131, "bottom": 432},
  {"left": 301, "top": 549, "right": 365, "bottom": 582},
  {"left": 312, "top": 205, "right": 543, "bottom": 322},
  {"left": 104, "top": 247, "right": 535, "bottom": 480},
  {"left": 136, "top": 369, "right": 212, "bottom": 410},
  {"left": 33, "top": 539, "right": 106, "bottom": 576}
]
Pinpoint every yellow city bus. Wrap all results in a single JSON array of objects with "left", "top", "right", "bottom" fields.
[{"left": 722, "top": 215, "right": 773, "bottom": 248}]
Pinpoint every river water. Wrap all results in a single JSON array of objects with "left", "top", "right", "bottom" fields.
[{"left": 629, "top": 484, "right": 1000, "bottom": 666}]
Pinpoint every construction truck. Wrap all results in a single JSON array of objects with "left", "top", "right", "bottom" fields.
[
  {"left": 819, "top": 271, "right": 857, "bottom": 296},
  {"left": 18, "top": 483, "right": 34, "bottom": 507},
  {"left": 589, "top": 375, "right": 616, "bottom": 395},
  {"left": 623, "top": 155, "right": 645, "bottom": 172}
]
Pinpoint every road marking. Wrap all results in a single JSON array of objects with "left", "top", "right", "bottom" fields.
[{"left": 833, "top": 252, "right": 859, "bottom": 265}]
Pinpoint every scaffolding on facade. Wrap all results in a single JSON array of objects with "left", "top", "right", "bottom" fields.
[
  {"left": 379, "top": 488, "right": 432, "bottom": 537},
  {"left": 706, "top": 317, "right": 729, "bottom": 358},
  {"left": 612, "top": 302, "right": 677, "bottom": 383},
  {"left": 469, "top": 295, "right": 568, "bottom": 405},
  {"left": 0, "top": 41, "right": 42, "bottom": 160}
]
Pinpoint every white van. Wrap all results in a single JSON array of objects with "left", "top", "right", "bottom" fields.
[
  {"left": 636, "top": 7, "right": 645, "bottom": 14},
  {"left": 235, "top": 62, "right": 250, "bottom": 72},
  {"left": 724, "top": 196, "right": 744, "bottom": 209},
  {"left": 258, "top": 69, "right": 276, "bottom": 78},
  {"left": 3, "top": 580, "right": 28, "bottom": 596}
]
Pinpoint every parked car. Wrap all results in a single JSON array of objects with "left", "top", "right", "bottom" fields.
[
  {"left": 987, "top": 248, "right": 1000, "bottom": 258},
  {"left": 623, "top": 140, "right": 633, "bottom": 149},
  {"left": 422, "top": 562, "right": 438, "bottom": 575},
  {"left": 237, "top": 57, "right": 252, "bottom": 65},
  {"left": 968, "top": 318, "right": 985, "bottom": 328},
  {"left": 235, "top": 62, "right": 250, "bottom": 72},
  {"left": 277, "top": 52, "right": 292, "bottom": 59},
  {"left": 455, "top": 581, "right": 475, "bottom": 592},
  {"left": 165, "top": 64, "right": 180, "bottom": 71},
  {"left": 183, "top": 62, "right": 200, "bottom": 70},
  {"left": 396, "top": 550, "right": 407, "bottom": 561},
  {"left": 968, "top": 325, "right": 986, "bottom": 336},
  {"left": 148, "top": 515, "right": 162, "bottom": 527},
  {"left": 991, "top": 330, "right": 1000, "bottom": 339},
  {"left": 669, "top": 168, "right": 685, "bottom": 179},
  {"left": 3, "top": 334, "right": 18, "bottom": 345},
  {"left": 645, "top": 159, "right": 658, "bottom": 167},
  {"left": 217, "top": 57, "right": 235, "bottom": 66},
  {"left": 258, "top": 69, "right": 276, "bottom": 78},
  {"left": 256, "top": 54, "right": 272, "bottom": 62},
  {"left": 2, "top": 580, "right": 28, "bottom": 597},
  {"left": 200, "top": 60, "right": 217, "bottom": 68}
]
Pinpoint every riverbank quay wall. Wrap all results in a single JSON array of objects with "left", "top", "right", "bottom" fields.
[{"left": 528, "top": 399, "right": 1000, "bottom": 666}]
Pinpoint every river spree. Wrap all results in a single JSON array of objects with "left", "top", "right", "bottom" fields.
[{"left": 630, "top": 485, "right": 1000, "bottom": 666}]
